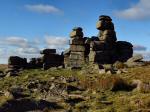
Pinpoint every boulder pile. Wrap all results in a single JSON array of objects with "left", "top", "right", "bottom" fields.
[
  {"left": 6, "top": 15, "right": 145, "bottom": 71},
  {"left": 40, "top": 49, "right": 64, "bottom": 70},
  {"left": 89, "top": 15, "right": 133, "bottom": 64},
  {"left": 7, "top": 49, "right": 64, "bottom": 71},
  {"left": 64, "top": 27, "right": 86, "bottom": 68},
  {"left": 64, "top": 15, "right": 134, "bottom": 69}
]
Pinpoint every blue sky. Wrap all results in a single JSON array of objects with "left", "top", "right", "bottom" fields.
[{"left": 0, "top": 0, "right": 150, "bottom": 63}]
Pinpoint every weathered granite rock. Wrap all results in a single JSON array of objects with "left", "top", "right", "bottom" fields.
[
  {"left": 125, "top": 55, "right": 145, "bottom": 67},
  {"left": 131, "top": 80, "right": 150, "bottom": 93},
  {"left": 70, "top": 27, "right": 84, "bottom": 38},
  {"left": 127, "top": 54, "right": 143, "bottom": 62},
  {"left": 40, "top": 49, "right": 56, "bottom": 54},
  {"left": 8, "top": 56, "right": 27, "bottom": 69}
]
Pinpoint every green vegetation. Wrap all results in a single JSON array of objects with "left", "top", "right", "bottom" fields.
[{"left": 0, "top": 65, "right": 150, "bottom": 111}]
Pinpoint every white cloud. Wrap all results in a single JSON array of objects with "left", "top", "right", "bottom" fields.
[
  {"left": 17, "top": 47, "right": 40, "bottom": 54},
  {"left": 133, "top": 44, "right": 147, "bottom": 51},
  {"left": 45, "top": 35, "right": 69, "bottom": 51},
  {"left": 0, "top": 35, "right": 70, "bottom": 63},
  {"left": 0, "top": 36, "right": 42, "bottom": 63},
  {"left": 115, "top": 0, "right": 150, "bottom": 20},
  {"left": 0, "top": 37, "right": 30, "bottom": 48},
  {"left": 25, "top": 4, "right": 62, "bottom": 14}
]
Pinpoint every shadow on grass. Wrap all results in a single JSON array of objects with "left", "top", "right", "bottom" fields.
[{"left": 0, "top": 98, "right": 63, "bottom": 112}]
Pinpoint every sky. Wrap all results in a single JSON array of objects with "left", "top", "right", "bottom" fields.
[{"left": 0, "top": 0, "right": 150, "bottom": 63}]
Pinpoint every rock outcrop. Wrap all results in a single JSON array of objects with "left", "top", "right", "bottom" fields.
[{"left": 64, "top": 15, "right": 133, "bottom": 69}]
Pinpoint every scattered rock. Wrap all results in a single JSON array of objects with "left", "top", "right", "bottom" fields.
[
  {"left": 127, "top": 54, "right": 143, "bottom": 62},
  {"left": 125, "top": 55, "right": 145, "bottom": 67},
  {"left": 99, "top": 69, "right": 106, "bottom": 74},
  {"left": 66, "top": 76, "right": 77, "bottom": 83},
  {"left": 4, "top": 91, "right": 14, "bottom": 99},
  {"left": 125, "top": 61, "right": 145, "bottom": 68},
  {"left": 116, "top": 70, "right": 122, "bottom": 74},
  {"left": 121, "top": 69, "right": 128, "bottom": 73},
  {"left": 0, "top": 71, "right": 5, "bottom": 77},
  {"left": 9, "top": 86, "right": 29, "bottom": 99},
  {"left": 5, "top": 71, "right": 18, "bottom": 77},
  {"left": 131, "top": 80, "right": 150, "bottom": 93},
  {"left": 49, "top": 67, "right": 57, "bottom": 70},
  {"left": 50, "top": 77, "right": 55, "bottom": 81},
  {"left": 106, "top": 70, "right": 112, "bottom": 75},
  {"left": 27, "top": 80, "right": 40, "bottom": 89}
]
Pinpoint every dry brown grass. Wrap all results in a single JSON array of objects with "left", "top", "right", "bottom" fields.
[
  {"left": 118, "top": 65, "right": 150, "bottom": 83},
  {"left": 0, "top": 64, "right": 150, "bottom": 111},
  {"left": 0, "top": 64, "right": 7, "bottom": 71}
]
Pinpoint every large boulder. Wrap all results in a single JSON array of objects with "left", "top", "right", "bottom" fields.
[
  {"left": 40, "top": 49, "right": 56, "bottom": 55},
  {"left": 125, "top": 55, "right": 145, "bottom": 67},
  {"left": 96, "top": 15, "right": 114, "bottom": 30},
  {"left": 116, "top": 41, "right": 133, "bottom": 62},
  {"left": 127, "top": 54, "right": 143, "bottom": 62},
  {"left": 70, "top": 27, "right": 83, "bottom": 38},
  {"left": 8, "top": 56, "right": 27, "bottom": 68}
]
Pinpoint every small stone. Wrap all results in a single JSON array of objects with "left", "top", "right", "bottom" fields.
[
  {"left": 32, "top": 89, "right": 38, "bottom": 92},
  {"left": 60, "top": 76, "right": 67, "bottom": 83},
  {"left": 57, "top": 66, "right": 63, "bottom": 69},
  {"left": 116, "top": 70, "right": 122, "bottom": 74},
  {"left": 50, "top": 77, "right": 55, "bottom": 80},
  {"left": 5, "top": 72, "right": 11, "bottom": 77},
  {"left": 106, "top": 70, "right": 112, "bottom": 75},
  {"left": 122, "top": 69, "right": 128, "bottom": 73},
  {"left": 4, "top": 91, "right": 14, "bottom": 99},
  {"left": 50, "top": 67, "right": 57, "bottom": 70},
  {"left": 92, "top": 91, "right": 97, "bottom": 94},
  {"left": 99, "top": 69, "right": 106, "bottom": 74},
  {"left": 5, "top": 71, "right": 18, "bottom": 77},
  {"left": 50, "top": 83, "right": 55, "bottom": 90}
]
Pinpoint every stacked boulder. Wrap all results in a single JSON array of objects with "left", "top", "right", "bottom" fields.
[
  {"left": 64, "top": 15, "right": 133, "bottom": 69},
  {"left": 89, "top": 15, "right": 133, "bottom": 64},
  {"left": 68, "top": 27, "right": 86, "bottom": 68},
  {"left": 40, "top": 49, "right": 64, "bottom": 70}
]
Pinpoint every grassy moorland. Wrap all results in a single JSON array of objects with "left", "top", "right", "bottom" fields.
[{"left": 0, "top": 64, "right": 149, "bottom": 112}]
